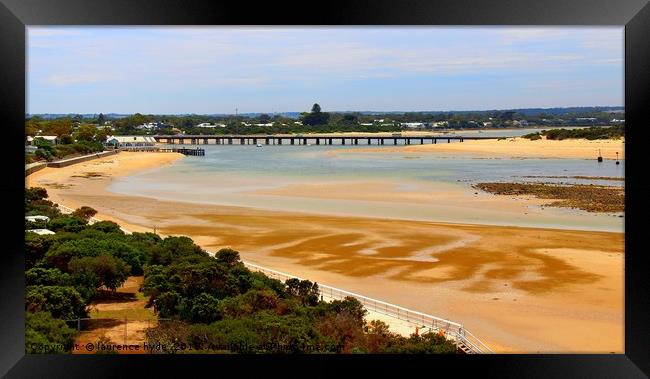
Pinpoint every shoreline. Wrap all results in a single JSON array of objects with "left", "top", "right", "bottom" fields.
[
  {"left": 25, "top": 150, "right": 624, "bottom": 353},
  {"left": 330, "top": 137, "right": 625, "bottom": 160}
]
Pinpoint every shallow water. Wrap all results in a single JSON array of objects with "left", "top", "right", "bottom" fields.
[{"left": 108, "top": 144, "right": 624, "bottom": 232}]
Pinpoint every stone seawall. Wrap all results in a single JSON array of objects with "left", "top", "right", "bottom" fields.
[{"left": 45, "top": 150, "right": 119, "bottom": 168}]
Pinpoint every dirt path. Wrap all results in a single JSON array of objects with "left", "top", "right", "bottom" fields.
[{"left": 73, "top": 276, "right": 157, "bottom": 354}]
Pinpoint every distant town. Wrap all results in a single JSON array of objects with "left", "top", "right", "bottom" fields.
[{"left": 26, "top": 105, "right": 624, "bottom": 138}]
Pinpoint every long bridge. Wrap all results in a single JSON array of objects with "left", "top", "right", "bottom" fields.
[{"left": 153, "top": 134, "right": 507, "bottom": 146}]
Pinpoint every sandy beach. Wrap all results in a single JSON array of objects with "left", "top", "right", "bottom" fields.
[
  {"left": 331, "top": 137, "right": 625, "bottom": 160},
  {"left": 26, "top": 149, "right": 624, "bottom": 353}
]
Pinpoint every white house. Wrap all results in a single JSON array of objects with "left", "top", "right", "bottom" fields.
[
  {"left": 612, "top": 119, "right": 625, "bottom": 123},
  {"left": 359, "top": 123, "right": 373, "bottom": 126},
  {"left": 26, "top": 215, "right": 50, "bottom": 222},
  {"left": 197, "top": 123, "right": 227, "bottom": 128},
  {"left": 27, "top": 135, "right": 59, "bottom": 145},
  {"left": 27, "top": 229, "right": 55, "bottom": 235},
  {"left": 431, "top": 121, "right": 449, "bottom": 128},
  {"left": 106, "top": 135, "right": 157, "bottom": 148},
  {"left": 254, "top": 123, "right": 274, "bottom": 127},
  {"left": 401, "top": 122, "right": 425, "bottom": 128},
  {"left": 136, "top": 122, "right": 160, "bottom": 130}
]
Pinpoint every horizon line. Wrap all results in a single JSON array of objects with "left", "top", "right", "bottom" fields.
[{"left": 26, "top": 105, "right": 625, "bottom": 117}]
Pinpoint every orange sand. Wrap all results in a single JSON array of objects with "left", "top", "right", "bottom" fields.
[
  {"left": 26, "top": 151, "right": 624, "bottom": 353},
  {"left": 332, "top": 137, "right": 625, "bottom": 160}
]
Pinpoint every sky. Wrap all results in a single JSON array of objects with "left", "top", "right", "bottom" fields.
[{"left": 27, "top": 27, "right": 624, "bottom": 114}]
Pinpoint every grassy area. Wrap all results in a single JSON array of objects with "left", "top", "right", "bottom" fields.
[
  {"left": 474, "top": 182, "right": 624, "bottom": 213},
  {"left": 89, "top": 307, "right": 157, "bottom": 321}
]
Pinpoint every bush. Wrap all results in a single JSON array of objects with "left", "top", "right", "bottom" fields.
[
  {"left": 72, "top": 206, "right": 97, "bottom": 221},
  {"left": 89, "top": 221, "right": 123, "bottom": 234},
  {"left": 522, "top": 132, "right": 541, "bottom": 140},
  {"left": 48, "top": 215, "right": 87, "bottom": 233},
  {"left": 540, "top": 125, "right": 624, "bottom": 140},
  {"left": 59, "top": 135, "right": 74, "bottom": 144},
  {"left": 25, "top": 267, "right": 72, "bottom": 286},
  {"left": 184, "top": 292, "right": 222, "bottom": 324},
  {"left": 26, "top": 285, "right": 86, "bottom": 319},
  {"left": 69, "top": 254, "right": 131, "bottom": 291},
  {"left": 25, "top": 187, "right": 48, "bottom": 202},
  {"left": 26, "top": 312, "right": 76, "bottom": 354},
  {"left": 35, "top": 148, "right": 54, "bottom": 161}
]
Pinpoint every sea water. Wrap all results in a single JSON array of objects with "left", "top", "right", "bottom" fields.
[{"left": 108, "top": 143, "right": 624, "bottom": 232}]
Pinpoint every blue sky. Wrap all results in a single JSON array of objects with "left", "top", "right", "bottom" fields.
[{"left": 27, "top": 27, "right": 623, "bottom": 114}]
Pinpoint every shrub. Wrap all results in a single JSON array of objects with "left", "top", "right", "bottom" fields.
[
  {"left": 26, "top": 312, "right": 76, "bottom": 354},
  {"left": 72, "top": 206, "right": 97, "bottom": 221},
  {"left": 25, "top": 285, "right": 87, "bottom": 319}
]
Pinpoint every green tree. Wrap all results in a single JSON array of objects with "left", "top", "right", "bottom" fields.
[
  {"left": 25, "top": 268, "right": 72, "bottom": 286},
  {"left": 26, "top": 312, "right": 76, "bottom": 354},
  {"left": 95, "top": 127, "right": 111, "bottom": 143},
  {"left": 25, "top": 187, "right": 48, "bottom": 203},
  {"left": 258, "top": 114, "right": 271, "bottom": 124},
  {"left": 47, "top": 215, "right": 87, "bottom": 233},
  {"left": 285, "top": 278, "right": 320, "bottom": 306},
  {"left": 59, "top": 134, "right": 74, "bottom": 144},
  {"left": 25, "top": 285, "right": 87, "bottom": 319},
  {"left": 72, "top": 206, "right": 97, "bottom": 221},
  {"left": 187, "top": 292, "right": 222, "bottom": 323},
  {"left": 215, "top": 248, "right": 240, "bottom": 267},
  {"left": 74, "top": 124, "right": 96, "bottom": 142},
  {"left": 301, "top": 103, "right": 330, "bottom": 126},
  {"left": 68, "top": 254, "right": 131, "bottom": 291}
]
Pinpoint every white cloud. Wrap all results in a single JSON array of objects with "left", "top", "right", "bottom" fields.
[
  {"left": 496, "top": 28, "right": 569, "bottom": 44},
  {"left": 209, "top": 77, "right": 270, "bottom": 86},
  {"left": 45, "top": 73, "right": 109, "bottom": 85},
  {"left": 28, "top": 28, "right": 81, "bottom": 38}
]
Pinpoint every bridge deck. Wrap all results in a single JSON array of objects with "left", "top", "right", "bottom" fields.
[{"left": 153, "top": 134, "right": 507, "bottom": 146}]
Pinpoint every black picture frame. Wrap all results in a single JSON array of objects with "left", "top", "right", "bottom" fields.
[{"left": 1, "top": 0, "right": 649, "bottom": 377}]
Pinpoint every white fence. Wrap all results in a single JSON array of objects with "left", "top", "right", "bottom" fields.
[
  {"left": 53, "top": 203, "right": 492, "bottom": 353},
  {"left": 242, "top": 262, "right": 492, "bottom": 354}
]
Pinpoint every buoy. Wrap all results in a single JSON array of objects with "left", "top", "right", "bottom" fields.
[
  {"left": 615, "top": 152, "right": 620, "bottom": 165},
  {"left": 597, "top": 149, "right": 603, "bottom": 163}
]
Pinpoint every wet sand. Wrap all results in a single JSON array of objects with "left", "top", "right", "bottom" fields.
[
  {"left": 332, "top": 137, "right": 625, "bottom": 160},
  {"left": 26, "top": 151, "right": 624, "bottom": 353}
]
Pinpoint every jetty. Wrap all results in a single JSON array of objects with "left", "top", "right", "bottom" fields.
[
  {"left": 153, "top": 134, "right": 506, "bottom": 146},
  {"left": 120, "top": 146, "right": 205, "bottom": 156}
]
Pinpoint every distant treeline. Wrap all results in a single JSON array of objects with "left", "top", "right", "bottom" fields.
[
  {"left": 28, "top": 106, "right": 624, "bottom": 120},
  {"left": 25, "top": 187, "right": 458, "bottom": 354},
  {"left": 26, "top": 105, "right": 625, "bottom": 138},
  {"left": 522, "top": 125, "right": 625, "bottom": 141}
]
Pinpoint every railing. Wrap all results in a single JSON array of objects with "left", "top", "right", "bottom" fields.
[
  {"left": 242, "top": 261, "right": 492, "bottom": 354},
  {"left": 52, "top": 203, "right": 492, "bottom": 353}
]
